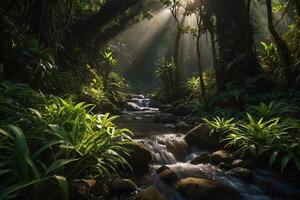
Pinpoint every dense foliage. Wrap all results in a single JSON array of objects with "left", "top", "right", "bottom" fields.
[{"left": 0, "top": 82, "right": 132, "bottom": 199}]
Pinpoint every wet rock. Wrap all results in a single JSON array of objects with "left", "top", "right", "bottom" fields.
[
  {"left": 173, "top": 104, "right": 191, "bottom": 116},
  {"left": 126, "top": 102, "right": 142, "bottom": 111},
  {"left": 230, "top": 159, "right": 250, "bottom": 169},
  {"left": 133, "top": 94, "right": 145, "bottom": 99},
  {"left": 165, "top": 137, "right": 189, "bottom": 161},
  {"left": 71, "top": 179, "right": 98, "bottom": 199},
  {"left": 149, "top": 99, "right": 162, "bottom": 108},
  {"left": 190, "top": 153, "right": 210, "bottom": 165},
  {"left": 136, "top": 186, "right": 167, "bottom": 200},
  {"left": 227, "top": 167, "right": 252, "bottom": 180},
  {"left": 210, "top": 150, "right": 234, "bottom": 165},
  {"left": 155, "top": 165, "right": 170, "bottom": 174},
  {"left": 218, "top": 162, "right": 232, "bottom": 170},
  {"left": 176, "top": 177, "right": 241, "bottom": 200},
  {"left": 153, "top": 113, "right": 176, "bottom": 123},
  {"left": 159, "top": 104, "right": 174, "bottom": 113},
  {"left": 158, "top": 169, "right": 178, "bottom": 184},
  {"left": 111, "top": 178, "right": 137, "bottom": 194},
  {"left": 164, "top": 123, "right": 176, "bottom": 129},
  {"left": 184, "top": 124, "right": 219, "bottom": 149},
  {"left": 175, "top": 120, "right": 190, "bottom": 130},
  {"left": 124, "top": 142, "right": 152, "bottom": 174}
]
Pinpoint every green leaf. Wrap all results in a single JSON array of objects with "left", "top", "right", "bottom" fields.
[
  {"left": 293, "top": 158, "right": 300, "bottom": 172},
  {"left": 269, "top": 151, "right": 279, "bottom": 168},
  {"left": 53, "top": 175, "right": 68, "bottom": 200},
  {"left": 249, "top": 144, "right": 256, "bottom": 157},
  {"left": 281, "top": 155, "right": 291, "bottom": 173},
  {"left": 46, "top": 159, "right": 78, "bottom": 175}
]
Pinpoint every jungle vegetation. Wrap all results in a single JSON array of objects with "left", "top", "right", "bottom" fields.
[{"left": 0, "top": 0, "right": 300, "bottom": 199}]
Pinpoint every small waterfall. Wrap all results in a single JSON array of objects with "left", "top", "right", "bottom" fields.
[
  {"left": 136, "top": 134, "right": 189, "bottom": 165},
  {"left": 120, "top": 104, "right": 300, "bottom": 200},
  {"left": 136, "top": 134, "right": 300, "bottom": 200}
]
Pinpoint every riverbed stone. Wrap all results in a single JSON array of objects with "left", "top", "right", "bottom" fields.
[
  {"left": 218, "top": 162, "right": 232, "bottom": 170},
  {"left": 159, "top": 104, "right": 174, "bottom": 113},
  {"left": 133, "top": 94, "right": 145, "bottom": 99},
  {"left": 173, "top": 104, "right": 190, "bottom": 116},
  {"left": 149, "top": 99, "right": 162, "bottom": 108},
  {"left": 124, "top": 142, "right": 152, "bottom": 174},
  {"left": 71, "top": 179, "right": 98, "bottom": 199},
  {"left": 184, "top": 124, "right": 219, "bottom": 149},
  {"left": 230, "top": 159, "right": 250, "bottom": 169},
  {"left": 158, "top": 169, "right": 178, "bottom": 184},
  {"left": 227, "top": 167, "right": 252, "bottom": 180},
  {"left": 190, "top": 153, "right": 210, "bottom": 165},
  {"left": 155, "top": 165, "right": 170, "bottom": 174},
  {"left": 153, "top": 113, "right": 176, "bottom": 123},
  {"left": 136, "top": 186, "right": 167, "bottom": 200},
  {"left": 111, "top": 178, "right": 137, "bottom": 194},
  {"left": 164, "top": 123, "right": 176, "bottom": 129},
  {"left": 176, "top": 177, "right": 241, "bottom": 200},
  {"left": 175, "top": 120, "right": 190, "bottom": 130},
  {"left": 126, "top": 102, "right": 142, "bottom": 111},
  {"left": 210, "top": 150, "right": 235, "bottom": 165}
]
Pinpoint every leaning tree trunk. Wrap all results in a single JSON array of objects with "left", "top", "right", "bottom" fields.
[
  {"left": 266, "top": 0, "right": 293, "bottom": 85},
  {"left": 213, "top": 0, "right": 263, "bottom": 91},
  {"left": 173, "top": 15, "right": 186, "bottom": 97},
  {"left": 196, "top": 34, "right": 208, "bottom": 106},
  {"left": 208, "top": 30, "right": 220, "bottom": 89}
]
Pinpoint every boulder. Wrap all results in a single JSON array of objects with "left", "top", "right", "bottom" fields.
[
  {"left": 190, "top": 153, "right": 210, "bottom": 165},
  {"left": 71, "top": 179, "right": 98, "bottom": 199},
  {"left": 175, "top": 120, "right": 190, "bottom": 130},
  {"left": 126, "top": 102, "right": 141, "bottom": 111},
  {"left": 158, "top": 169, "right": 178, "bottom": 184},
  {"left": 218, "top": 162, "right": 232, "bottom": 170},
  {"left": 155, "top": 165, "right": 170, "bottom": 174},
  {"left": 153, "top": 113, "right": 176, "bottom": 123},
  {"left": 210, "top": 150, "right": 235, "bottom": 165},
  {"left": 230, "top": 159, "right": 251, "bottom": 169},
  {"left": 136, "top": 186, "right": 167, "bottom": 200},
  {"left": 111, "top": 178, "right": 137, "bottom": 194},
  {"left": 227, "top": 167, "right": 252, "bottom": 180},
  {"left": 176, "top": 177, "right": 241, "bottom": 200},
  {"left": 133, "top": 94, "right": 145, "bottom": 99},
  {"left": 164, "top": 123, "right": 176, "bottom": 130},
  {"left": 149, "top": 99, "right": 162, "bottom": 108},
  {"left": 173, "top": 104, "right": 191, "bottom": 116},
  {"left": 184, "top": 124, "right": 219, "bottom": 149},
  {"left": 166, "top": 137, "right": 189, "bottom": 161},
  {"left": 124, "top": 142, "right": 152, "bottom": 174},
  {"left": 159, "top": 104, "right": 174, "bottom": 113}
]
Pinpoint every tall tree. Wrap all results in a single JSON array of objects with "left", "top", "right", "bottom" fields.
[
  {"left": 209, "top": 0, "right": 263, "bottom": 91},
  {"left": 265, "top": 0, "right": 293, "bottom": 85}
]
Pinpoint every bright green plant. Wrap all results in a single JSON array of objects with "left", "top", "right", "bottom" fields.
[
  {"left": 100, "top": 51, "right": 118, "bottom": 92},
  {"left": 202, "top": 116, "right": 237, "bottom": 135},
  {"left": 0, "top": 125, "right": 70, "bottom": 200},
  {"left": 248, "top": 101, "right": 299, "bottom": 119},
  {"left": 0, "top": 85, "right": 134, "bottom": 199},
  {"left": 155, "top": 57, "right": 177, "bottom": 101}
]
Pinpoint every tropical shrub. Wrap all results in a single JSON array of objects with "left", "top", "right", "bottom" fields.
[
  {"left": 155, "top": 57, "right": 177, "bottom": 101},
  {"left": 203, "top": 111, "right": 300, "bottom": 173},
  {"left": 0, "top": 83, "right": 133, "bottom": 199}
]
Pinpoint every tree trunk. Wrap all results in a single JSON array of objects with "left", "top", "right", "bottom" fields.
[
  {"left": 213, "top": 0, "right": 263, "bottom": 91},
  {"left": 196, "top": 35, "right": 207, "bottom": 106},
  {"left": 208, "top": 30, "right": 220, "bottom": 89},
  {"left": 266, "top": 0, "right": 293, "bottom": 85}
]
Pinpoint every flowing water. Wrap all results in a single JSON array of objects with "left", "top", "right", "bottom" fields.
[{"left": 117, "top": 97, "right": 300, "bottom": 200}]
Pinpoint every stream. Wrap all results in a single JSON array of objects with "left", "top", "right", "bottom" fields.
[{"left": 116, "top": 97, "right": 300, "bottom": 200}]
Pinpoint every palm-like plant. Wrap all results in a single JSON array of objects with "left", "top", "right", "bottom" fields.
[{"left": 202, "top": 116, "right": 237, "bottom": 135}]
